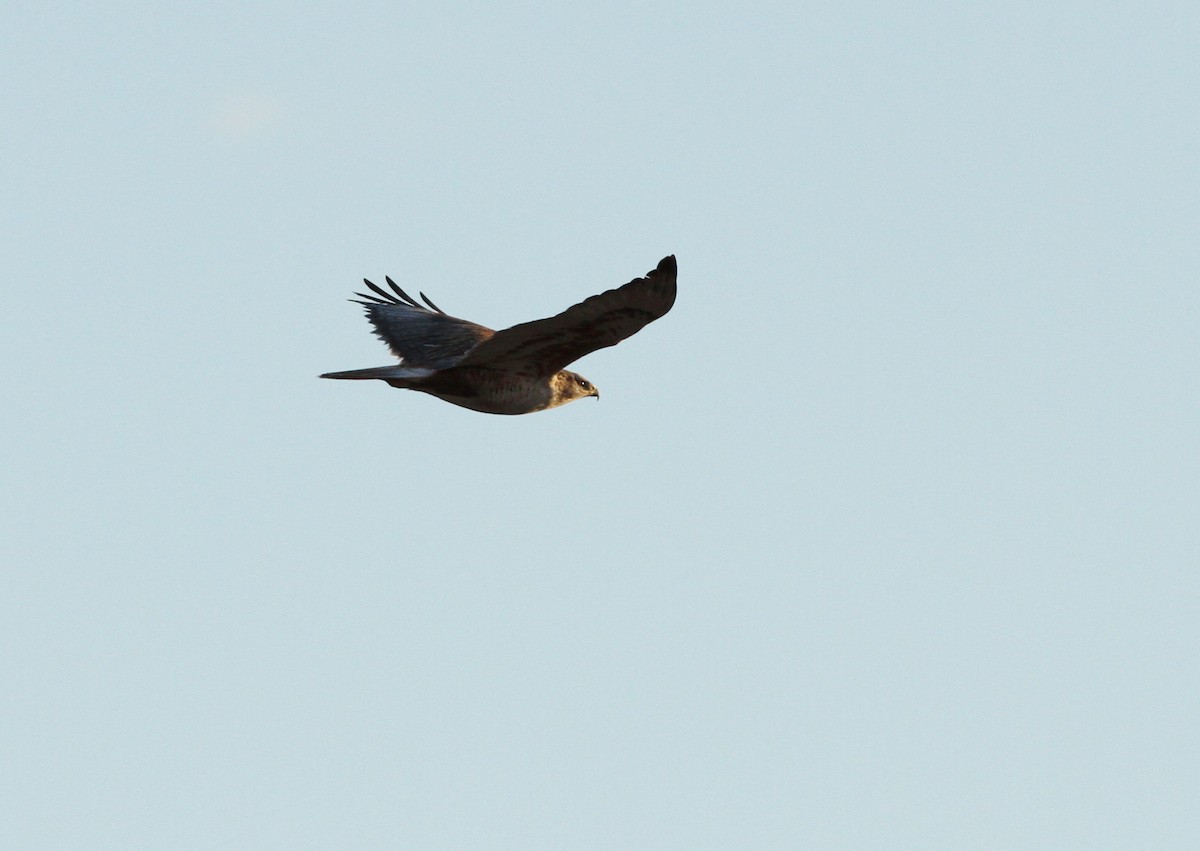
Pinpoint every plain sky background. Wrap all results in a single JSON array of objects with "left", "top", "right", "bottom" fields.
[{"left": 3, "top": 2, "right": 1198, "bottom": 848}]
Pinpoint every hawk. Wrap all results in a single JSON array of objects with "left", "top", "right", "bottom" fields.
[{"left": 320, "top": 255, "right": 677, "bottom": 415}]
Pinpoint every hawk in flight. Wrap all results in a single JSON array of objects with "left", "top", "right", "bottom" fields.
[{"left": 321, "top": 255, "right": 677, "bottom": 415}]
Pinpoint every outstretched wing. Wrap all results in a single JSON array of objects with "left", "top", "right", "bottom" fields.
[
  {"left": 353, "top": 276, "right": 494, "bottom": 368},
  {"left": 455, "top": 255, "right": 677, "bottom": 376}
]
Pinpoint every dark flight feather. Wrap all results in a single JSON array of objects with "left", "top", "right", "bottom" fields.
[
  {"left": 352, "top": 277, "right": 494, "bottom": 369},
  {"left": 455, "top": 254, "right": 677, "bottom": 376}
]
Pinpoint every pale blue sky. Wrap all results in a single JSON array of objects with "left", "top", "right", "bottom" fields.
[{"left": 3, "top": 2, "right": 1199, "bottom": 848}]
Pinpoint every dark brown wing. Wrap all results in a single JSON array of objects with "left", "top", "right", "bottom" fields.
[
  {"left": 353, "top": 276, "right": 494, "bottom": 369},
  {"left": 455, "top": 255, "right": 677, "bottom": 376}
]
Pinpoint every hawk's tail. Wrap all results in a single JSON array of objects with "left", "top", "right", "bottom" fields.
[{"left": 319, "top": 365, "right": 435, "bottom": 385}]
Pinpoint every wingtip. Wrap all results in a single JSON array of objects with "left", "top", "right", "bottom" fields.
[{"left": 655, "top": 254, "right": 677, "bottom": 277}]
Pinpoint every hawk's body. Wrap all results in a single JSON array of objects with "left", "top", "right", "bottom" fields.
[{"left": 321, "top": 255, "right": 677, "bottom": 414}]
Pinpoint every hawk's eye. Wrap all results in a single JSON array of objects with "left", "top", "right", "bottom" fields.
[{"left": 577, "top": 378, "right": 588, "bottom": 388}]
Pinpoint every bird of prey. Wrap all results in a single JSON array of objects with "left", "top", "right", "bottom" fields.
[{"left": 320, "top": 255, "right": 677, "bottom": 415}]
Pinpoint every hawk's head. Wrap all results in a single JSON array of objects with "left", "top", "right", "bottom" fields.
[{"left": 552, "top": 370, "right": 600, "bottom": 407}]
